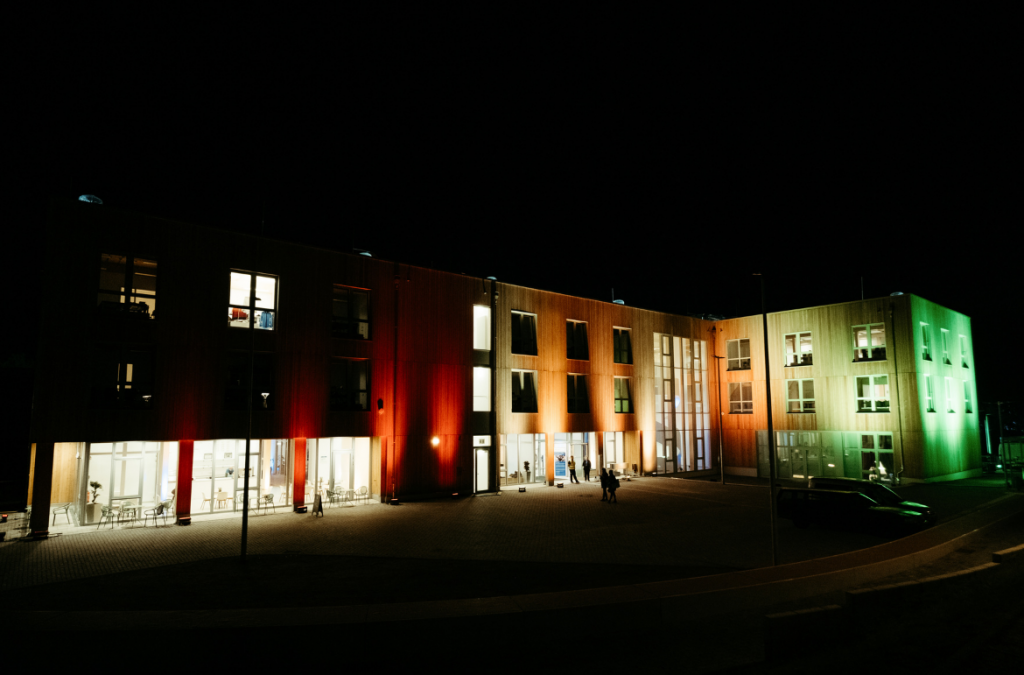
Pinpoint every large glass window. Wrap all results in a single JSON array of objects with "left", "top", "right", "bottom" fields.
[
  {"left": 567, "top": 320, "right": 589, "bottom": 360},
  {"left": 329, "top": 359, "right": 369, "bottom": 411},
  {"left": 228, "top": 271, "right": 277, "bottom": 330},
  {"left": 500, "top": 434, "right": 546, "bottom": 485},
  {"left": 784, "top": 332, "right": 813, "bottom": 367},
  {"left": 511, "top": 369, "right": 538, "bottom": 413},
  {"left": 308, "top": 437, "right": 371, "bottom": 502},
  {"left": 729, "top": 382, "right": 753, "bottom": 414},
  {"left": 85, "top": 441, "right": 177, "bottom": 524},
  {"left": 224, "top": 352, "right": 275, "bottom": 410},
  {"left": 852, "top": 324, "right": 886, "bottom": 362},
  {"left": 613, "top": 328, "right": 633, "bottom": 364},
  {"left": 567, "top": 374, "right": 589, "bottom": 413},
  {"left": 332, "top": 286, "right": 370, "bottom": 339},
  {"left": 614, "top": 376, "right": 633, "bottom": 413},
  {"left": 856, "top": 375, "right": 890, "bottom": 412},
  {"left": 727, "top": 339, "right": 751, "bottom": 370},
  {"left": 786, "top": 379, "right": 815, "bottom": 413},
  {"left": 191, "top": 439, "right": 289, "bottom": 514},
  {"left": 473, "top": 367, "right": 491, "bottom": 412},
  {"left": 474, "top": 306, "right": 491, "bottom": 350},
  {"left": 97, "top": 254, "right": 157, "bottom": 319},
  {"left": 945, "top": 377, "right": 955, "bottom": 413},
  {"left": 511, "top": 311, "right": 538, "bottom": 355},
  {"left": 89, "top": 345, "right": 154, "bottom": 409},
  {"left": 603, "top": 431, "right": 624, "bottom": 470}
]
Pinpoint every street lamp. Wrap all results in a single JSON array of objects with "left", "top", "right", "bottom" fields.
[{"left": 754, "top": 273, "right": 780, "bottom": 567}]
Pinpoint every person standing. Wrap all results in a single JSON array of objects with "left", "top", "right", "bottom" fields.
[
  {"left": 582, "top": 456, "right": 592, "bottom": 482},
  {"left": 600, "top": 468, "right": 609, "bottom": 501},
  {"left": 608, "top": 470, "right": 619, "bottom": 504},
  {"left": 568, "top": 456, "right": 580, "bottom": 484}
]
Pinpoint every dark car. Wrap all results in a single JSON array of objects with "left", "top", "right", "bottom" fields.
[
  {"left": 776, "top": 487, "right": 930, "bottom": 535},
  {"left": 807, "top": 477, "right": 935, "bottom": 526}
]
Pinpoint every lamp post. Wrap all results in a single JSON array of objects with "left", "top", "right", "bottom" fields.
[
  {"left": 712, "top": 352, "right": 726, "bottom": 485},
  {"left": 754, "top": 273, "right": 779, "bottom": 567}
]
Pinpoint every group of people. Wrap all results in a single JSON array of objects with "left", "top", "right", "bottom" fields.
[{"left": 567, "top": 456, "right": 620, "bottom": 503}]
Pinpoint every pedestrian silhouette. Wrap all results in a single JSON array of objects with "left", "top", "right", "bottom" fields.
[
  {"left": 569, "top": 456, "right": 580, "bottom": 483},
  {"left": 600, "top": 468, "right": 609, "bottom": 501},
  {"left": 608, "top": 471, "right": 619, "bottom": 503},
  {"left": 583, "top": 457, "right": 592, "bottom": 482}
]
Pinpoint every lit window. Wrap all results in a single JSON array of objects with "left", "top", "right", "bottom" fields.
[
  {"left": 511, "top": 369, "right": 538, "bottom": 413},
  {"left": 959, "top": 335, "right": 969, "bottom": 369},
  {"left": 224, "top": 352, "right": 275, "bottom": 410},
  {"left": 97, "top": 253, "right": 157, "bottom": 319},
  {"left": 229, "top": 271, "right": 277, "bottom": 330},
  {"left": 786, "top": 379, "right": 815, "bottom": 413},
  {"left": 924, "top": 374, "right": 935, "bottom": 412},
  {"left": 474, "top": 306, "right": 491, "bottom": 351},
  {"left": 473, "top": 367, "right": 491, "bottom": 411},
  {"left": 727, "top": 339, "right": 751, "bottom": 371},
  {"left": 945, "top": 377, "right": 955, "bottom": 413},
  {"left": 852, "top": 324, "right": 886, "bottom": 362},
  {"left": 567, "top": 374, "right": 589, "bottom": 413},
  {"left": 920, "top": 323, "right": 931, "bottom": 361},
  {"left": 330, "top": 359, "right": 369, "bottom": 411},
  {"left": 784, "top": 332, "right": 813, "bottom": 367},
  {"left": 963, "top": 381, "right": 973, "bottom": 413},
  {"left": 941, "top": 329, "right": 951, "bottom": 365},
  {"left": 614, "top": 376, "right": 633, "bottom": 413},
  {"left": 90, "top": 345, "right": 154, "bottom": 409},
  {"left": 856, "top": 375, "right": 889, "bottom": 413},
  {"left": 511, "top": 311, "right": 537, "bottom": 356},
  {"left": 613, "top": 328, "right": 633, "bottom": 364},
  {"left": 729, "top": 382, "right": 753, "bottom": 414},
  {"left": 332, "top": 286, "right": 369, "bottom": 340},
  {"left": 566, "top": 320, "right": 589, "bottom": 360}
]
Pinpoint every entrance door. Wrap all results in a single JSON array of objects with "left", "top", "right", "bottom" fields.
[{"left": 475, "top": 447, "right": 490, "bottom": 492}]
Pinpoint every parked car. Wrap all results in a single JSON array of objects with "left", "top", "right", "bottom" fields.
[
  {"left": 776, "top": 487, "right": 931, "bottom": 535},
  {"left": 807, "top": 477, "right": 935, "bottom": 526}
]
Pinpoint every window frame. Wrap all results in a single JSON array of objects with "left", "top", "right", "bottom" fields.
[
  {"left": 785, "top": 378, "right": 815, "bottom": 413},
  {"left": 613, "top": 327, "right": 633, "bottom": 365},
  {"left": 567, "top": 373, "right": 590, "bottom": 413},
  {"left": 940, "top": 329, "right": 951, "bottom": 365},
  {"left": 613, "top": 376, "right": 633, "bottom": 413},
  {"left": 945, "top": 376, "right": 955, "bottom": 413},
  {"left": 511, "top": 369, "right": 539, "bottom": 413},
  {"left": 331, "top": 285, "right": 371, "bottom": 340},
  {"left": 89, "top": 344, "right": 156, "bottom": 409},
  {"left": 97, "top": 253, "right": 158, "bottom": 320},
  {"left": 474, "top": 306, "right": 491, "bottom": 351},
  {"left": 784, "top": 332, "right": 813, "bottom": 367},
  {"left": 959, "top": 335, "right": 969, "bottom": 369},
  {"left": 566, "top": 320, "right": 589, "bottom": 360},
  {"left": 963, "top": 380, "right": 973, "bottom": 413},
  {"left": 920, "top": 323, "right": 931, "bottom": 361},
  {"left": 924, "top": 373, "right": 935, "bottom": 412},
  {"left": 473, "top": 367, "right": 491, "bottom": 412},
  {"left": 511, "top": 311, "right": 538, "bottom": 356},
  {"left": 852, "top": 323, "right": 886, "bottom": 362},
  {"left": 329, "top": 358, "right": 370, "bottom": 412},
  {"left": 228, "top": 270, "right": 279, "bottom": 331},
  {"left": 728, "top": 382, "right": 753, "bottom": 414},
  {"left": 727, "top": 339, "right": 751, "bottom": 371},
  {"left": 855, "top": 374, "right": 890, "bottom": 413}
]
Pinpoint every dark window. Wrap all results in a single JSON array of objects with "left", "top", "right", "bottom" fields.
[
  {"left": 512, "top": 370, "right": 538, "bottom": 413},
  {"left": 614, "top": 377, "right": 632, "bottom": 413},
  {"left": 511, "top": 312, "right": 538, "bottom": 355},
  {"left": 97, "top": 254, "right": 157, "bottom": 319},
  {"left": 613, "top": 328, "right": 632, "bottom": 364},
  {"left": 90, "top": 345, "right": 154, "bottom": 409},
  {"left": 332, "top": 286, "right": 370, "bottom": 340},
  {"left": 330, "top": 359, "right": 370, "bottom": 411},
  {"left": 567, "top": 374, "right": 590, "bottom": 413},
  {"left": 566, "top": 321, "right": 589, "bottom": 360},
  {"left": 224, "top": 352, "right": 275, "bottom": 410}
]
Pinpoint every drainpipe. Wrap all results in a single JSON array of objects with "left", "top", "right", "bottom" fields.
[
  {"left": 711, "top": 325, "right": 726, "bottom": 485},
  {"left": 390, "top": 262, "right": 401, "bottom": 504},
  {"left": 491, "top": 279, "right": 498, "bottom": 492},
  {"left": 890, "top": 302, "right": 906, "bottom": 486}
]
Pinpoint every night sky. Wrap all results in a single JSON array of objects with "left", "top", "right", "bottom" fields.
[{"left": 7, "top": 16, "right": 1021, "bottom": 405}]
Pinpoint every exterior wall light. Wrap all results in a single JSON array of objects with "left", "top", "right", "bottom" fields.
[
  {"left": 431, "top": 436, "right": 440, "bottom": 447},
  {"left": 378, "top": 398, "right": 384, "bottom": 414},
  {"left": 261, "top": 393, "right": 270, "bottom": 408}
]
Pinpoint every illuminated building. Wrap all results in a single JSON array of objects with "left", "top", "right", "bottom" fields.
[{"left": 24, "top": 199, "right": 980, "bottom": 534}]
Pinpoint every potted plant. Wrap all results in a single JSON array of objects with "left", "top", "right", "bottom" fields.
[{"left": 86, "top": 481, "right": 103, "bottom": 523}]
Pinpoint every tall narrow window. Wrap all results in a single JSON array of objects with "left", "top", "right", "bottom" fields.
[
  {"left": 332, "top": 286, "right": 370, "bottom": 339},
  {"left": 924, "top": 374, "right": 935, "bottom": 412},
  {"left": 474, "top": 306, "right": 491, "bottom": 350},
  {"left": 97, "top": 254, "right": 158, "bottom": 319},
  {"left": 473, "top": 367, "right": 491, "bottom": 411},
  {"left": 852, "top": 324, "right": 886, "bottom": 361},
  {"left": 511, "top": 370, "right": 538, "bottom": 412},
  {"left": 945, "top": 377, "right": 955, "bottom": 413},
  {"left": 90, "top": 345, "right": 154, "bottom": 409},
  {"left": 511, "top": 312, "right": 538, "bottom": 356},
  {"left": 784, "top": 332, "right": 813, "bottom": 366},
  {"left": 729, "top": 382, "right": 753, "bottom": 414},
  {"left": 920, "top": 323, "right": 931, "bottom": 361},
  {"left": 614, "top": 376, "right": 633, "bottom": 413},
  {"left": 940, "top": 329, "right": 951, "bottom": 364},
  {"left": 786, "top": 379, "right": 815, "bottom": 412},
  {"left": 963, "top": 381, "right": 973, "bottom": 413},
  {"left": 959, "top": 335, "right": 969, "bottom": 368},
  {"left": 566, "top": 320, "right": 589, "bottom": 360},
  {"left": 567, "top": 374, "right": 590, "bottom": 413},
  {"left": 329, "top": 359, "right": 369, "bottom": 411},
  {"left": 727, "top": 339, "right": 751, "bottom": 370},
  {"left": 613, "top": 328, "right": 633, "bottom": 364},
  {"left": 855, "top": 375, "right": 890, "bottom": 412},
  {"left": 229, "top": 271, "right": 277, "bottom": 330}
]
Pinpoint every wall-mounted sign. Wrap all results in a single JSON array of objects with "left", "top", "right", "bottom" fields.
[
  {"left": 473, "top": 435, "right": 491, "bottom": 447},
  {"left": 554, "top": 452, "right": 567, "bottom": 479}
]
